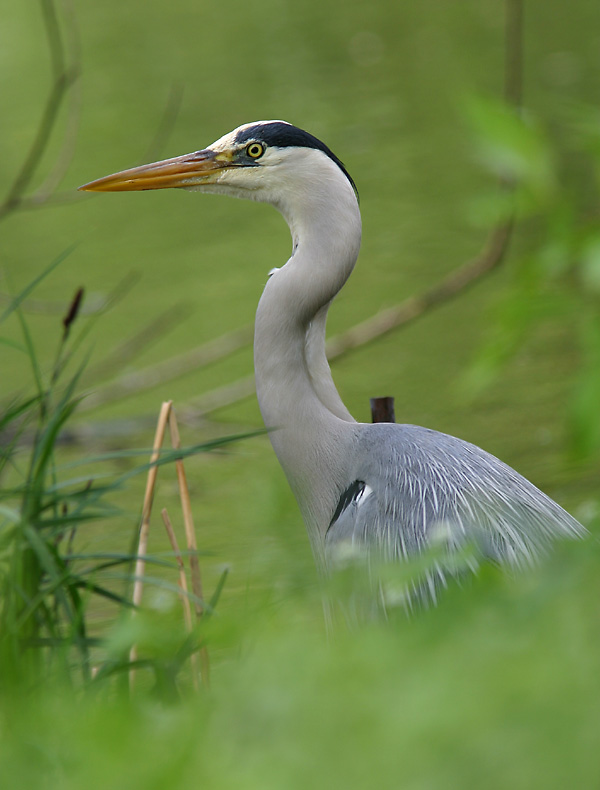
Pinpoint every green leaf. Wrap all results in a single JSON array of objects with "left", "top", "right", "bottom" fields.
[
  {"left": 465, "top": 95, "right": 555, "bottom": 199},
  {"left": 0, "top": 245, "right": 77, "bottom": 324}
]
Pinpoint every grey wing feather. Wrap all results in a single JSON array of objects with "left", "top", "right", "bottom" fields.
[{"left": 326, "top": 423, "right": 585, "bottom": 567}]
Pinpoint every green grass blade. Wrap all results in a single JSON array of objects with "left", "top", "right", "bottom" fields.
[{"left": 0, "top": 246, "right": 77, "bottom": 324}]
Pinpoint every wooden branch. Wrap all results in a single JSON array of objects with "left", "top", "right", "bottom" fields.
[
  {"left": 370, "top": 397, "right": 396, "bottom": 424},
  {"left": 168, "top": 407, "right": 210, "bottom": 687},
  {"left": 79, "top": 325, "right": 253, "bottom": 412},
  {"left": 129, "top": 400, "right": 172, "bottom": 689},
  {"left": 325, "top": 222, "right": 513, "bottom": 360},
  {"left": 504, "top": 0, "right": 523, "bottom": 108},
  {"left": 0, "top": 270, "right": 140, "bottom": 317},
  {"left": 30, "top": 0, "right": 82, "bottom": 203},
  {"left": 83, "top": 302, "right": 194, "bottom": 387},
  {"left": 185, "top": 374, "right": 256, "bottom": 418},
  {"left": 182, "top": 223, "right": 513, "bottom": 419},
  {"left": 141, "top": 82, "right": 184, "bottom": 165},
  {"left": 161, "top": 507, "right": 199, "bottom": 691},
  {"left": 0, "top": 0, "right": 80, "bottom": 222},
  {"left": 56, "top": 221, "right": 512, "bottom": 432},
  {"left": 11, "top": 217, "right": 512, "bottom": 438}
]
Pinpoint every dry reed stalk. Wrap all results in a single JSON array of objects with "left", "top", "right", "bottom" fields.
[
  {"left": 168, "top": 406, "right": 210, "bottom": 686},
  {"left": 129, "top": 400, "right": 172, "bottom": 689},
  {"left": 161, "top": 507, "right": 200, "bottom": 691}
]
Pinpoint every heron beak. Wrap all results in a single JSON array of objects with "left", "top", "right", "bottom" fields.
[{"left": 78, "top": 148, "right": 231, "bottom": 192}]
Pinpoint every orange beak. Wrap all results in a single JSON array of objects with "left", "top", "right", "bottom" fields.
[{"left": 78, "top": 149, "right": 231, "bottom": 192}]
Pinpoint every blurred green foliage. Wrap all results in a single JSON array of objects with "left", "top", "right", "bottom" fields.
[
  {"left": 1, "top": 538, "right": 599, "bottom": 789},
  {"left": 0, "top": 266, "right": 243, "bottom": 692},
  {"left": 2, "top": 0, "right": 600, "bottom": 787},
  {"left": 463, "top": 94, "right": 600, "bottom": 459}
]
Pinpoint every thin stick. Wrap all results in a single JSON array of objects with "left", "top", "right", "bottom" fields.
[
  {"left": 370, "top": 397, "right": 396, "bottom": 424},
  {"left": 79, "top": 325, "right": 253, "bottom": 412},
  {"left": 83, "top": 302, "right": 194, "bottom": 388},
  {"left": 161, "top": 507, "right": 199, "bottom": 691},
  {"left": 0, "top": 0, "right": 79, "bottom": 221},
  {"left": 183, "top": 223, "right": 513, "bottom": 419},
  {"left": 504, "top": 0, "right": 523, "bottom": 109},
  {"left": 129, "top": 400, "right": 172, "bottom": 688},
  {"left": 141, "top": 82, "right": 185, "bottom": 165},
  {"left": 325, "top": 223, "right": 513, "bottom": 359},
  {"left": 168, "top": 406, "right": 210, "bottom": 686}
]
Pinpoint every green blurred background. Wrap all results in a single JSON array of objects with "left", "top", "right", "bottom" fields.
[
  {"left": 3, "top": 0, "right": 598, "bottom": 566},
  {"left": 2, "top": 0, "right": 600, "bottom": 785}
]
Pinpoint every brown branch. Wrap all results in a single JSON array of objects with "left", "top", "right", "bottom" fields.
[
  {"left": 0, "top": 270, "right": 140, "bottom": 317},
  {"left": 83, "top": 302, "right": 194, "bottom": 387},
  {"left": 325, "top": 222, "right": 513, "bottom": 360},
  {"left": 161, "top": 507, "right": 199, "bottom": 691},
  {"left": 0, "top": 0, "right": 80, "bottom": 222},
  {"left": 1, "top": 3, "right": 182, "bottom": 220},
  {"left": 185, "top": 375, "right": 256, "bottom": 418},
  {"left": 183, "top": 224, "right": 513, "bottom": 419},
  {"left": 51, "top": 220, "right": 512, "bottom": 436},
  {"left": 141, "top": 82, "right": 185, "bottom": 165},
  {"left": 168, "top": 407, "right": 210, "bottom": 687},
  {"left": 182, "top": 1, "right": 522, "bottom": 419},
  {"left": 60, "top": 221, "right": 513, "bottom": 429},
  {"left": 130, "top": 400, "right": 172, "bottom": 690},
  {"left": 504, "top": 0, "right": 523, "bottom": 108},
  {"left": 30, "top": 0, "right": 82, "bottom": 203},
  {"left": 79, "top": 325, "right": 254, "bottom": 412}
]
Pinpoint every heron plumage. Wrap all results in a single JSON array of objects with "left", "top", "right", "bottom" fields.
[
  {"left": 80, "top": 120, "right": 585, "bottom": 587},
  {"left": 326, "top": 423, "right": 585, "bottom": 567}
]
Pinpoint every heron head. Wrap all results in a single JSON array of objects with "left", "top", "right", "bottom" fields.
[{"left": 78, "top": 120, "right": 358, "bottom": 207}]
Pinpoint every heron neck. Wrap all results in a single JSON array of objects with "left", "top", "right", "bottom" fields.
[{"left": 254, "top": 179, "right": 361, "bottom": 542}]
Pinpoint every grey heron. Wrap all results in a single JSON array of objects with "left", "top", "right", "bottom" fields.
[{"left": 81, "top": 120, "right": 584, "bottom": 586}]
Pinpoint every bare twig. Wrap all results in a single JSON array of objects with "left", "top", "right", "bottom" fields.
[
  {"left": 168, "top": 408, "right": 203, "bottom": 610},
  {"left": 79, "top": 325, "right": 254, "bottom": 411},
  {"left": 504, "top": 0, "right": 523, "bottom": 108},
  {"left": 186, "top": 375, "right": 256, "bottom": 418},
  {"left": 161, "top": 507, "right": 199, "bottom": 691},
  {"left": 65, "top": 220, "right": 511, "bottom": 422},
  {"left": 370, "top": 397, "right": 395, "bottom": 424},
  {"left": 181, "top": 224, "right": 513, "bottom": 419},
  {"left": 175, "top": 2, "right": 523, "bottom": 422},
  {"left": 47, "top": 219, "right": 511, "bottom": 432},
  {"left": 325, "top": 223, "right": 513, "bottom": 360},
  {"left": 168, "top": 407, "right": 210, "bottom": 686},
  {"left": 130, "top": 400, "right": 172, "bottom": 689},
  {"left": 29, "top": 0, "right": 82, "bottom": 204},
  {"left": 141, "top": 82, "right": 185, "bottom": 164},
  {"left": 83, "top": 302, "right": 194, "bottom": 387},
  {"left": 0, "top": 0, "right": 80, "bottom": 222},
  {"left": 1, "top": 3, "right": 184, "bottom": 221},
  {"left": 0, "top": 270, "right": 140, "bottom": 317}
]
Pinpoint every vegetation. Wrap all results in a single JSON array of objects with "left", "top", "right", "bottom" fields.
[
  {"left": 1, "top": 0, "right": 599, "bottom": 787},
  {"left": 0, "top": 267, "right": 243, "bottom": 694}
]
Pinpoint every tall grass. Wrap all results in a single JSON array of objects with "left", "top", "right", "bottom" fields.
[
  {"left": 0, "top": 260, "right": 241, "bottom": 693},
  {"left": 1, "top": 262, "right": 598, "bottom": 788}
]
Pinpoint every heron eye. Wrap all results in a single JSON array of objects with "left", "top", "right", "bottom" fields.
[{"left": 246, "top": 142, "right": 265, "bottom": 159}]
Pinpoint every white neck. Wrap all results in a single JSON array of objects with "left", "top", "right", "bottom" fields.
[{"left": 253, "top": 155, "right": 362, "bottom": 546}]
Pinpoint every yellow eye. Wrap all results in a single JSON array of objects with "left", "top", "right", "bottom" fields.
[{"left": 246, "top": 142, "right": 265, "bottom": 159}]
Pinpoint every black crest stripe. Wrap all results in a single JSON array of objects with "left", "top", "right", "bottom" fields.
[{"left": 235, "top": 122, "right": 358, "bottom": 197}]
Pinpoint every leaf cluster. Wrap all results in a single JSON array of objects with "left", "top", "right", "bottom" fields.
[{"left": 464, "top": 96, "right": 600, "bottom": 459}]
